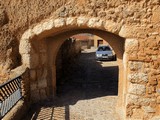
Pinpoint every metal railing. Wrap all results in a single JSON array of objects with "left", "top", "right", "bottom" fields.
[{"left": 0, "top": 76, "right": 23, "bottom": 119}]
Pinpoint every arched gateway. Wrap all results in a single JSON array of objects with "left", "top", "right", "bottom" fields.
[
  {"left": 1, "top": 1, "right": 160, "bottom": 119},
  {"left": 14, "top": 15, "right": 159, "bottom": 120}
]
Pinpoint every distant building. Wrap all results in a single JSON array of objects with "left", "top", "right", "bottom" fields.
[
  {"left": 72, "top": 34, "right": 94, "bottom": 49},
  {"left": 93, "top": 35, "right": 108, "bottom": 47},
  {"left": 72, "top": 34, "right": 110, "bottom": 49}
]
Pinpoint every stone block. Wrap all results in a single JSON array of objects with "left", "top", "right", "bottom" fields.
[
  {"left": 126, "top": 94, "right": 155, "bottom": 106},
  {"left": 128, "top": 83, "right": 146, "bottom": 95},
  {"left": 87, "top": 18, "right": 103, "bottom": 28},
  {"left": 21, "top": 29, "right": 34, "bottom": 40},
  {"left": 22, "top": 54, "right": 30, "bottom": 67},
  {"left": 139, "top": 98, "right": 156, "bottom": 106},
  {"left": 77, "top": 17, "right": 88, "bottom": 26},
  {"left": 125, "top": 39, "right": 139, "bottom": 54},
  {"left": 128, "top": 61, "right": 143, "bottom": 71},
  {"left": 126, "top": 94, "right": 139, "bottom": 105},
  {"left": 119, "top": 25, "right": 139, "bottom": 38},
  {"left": 32, "top": 23, "right": 43, "bottom": 35},
  {"left": 66, "top": 17, "right": 76, "bottom": 26},
  {"left": 42, "top": 19, "right": 54, "bottom": 31},
  {"left": 54, "top": 18, "right": 65, "bottom": 27},
  {"left": 19, "top": 39, "right": 31, "bottom": 54},
  {"left": 128, "top": 73, "right": 148, "bottom": 84},
  {"left": 142, "top": 106, "right": 156, "bottom": 113},
  {"left": 105, "top": 20, "right": 122, "bottom": 34},
  {"left": 151, "top": 116, "right": 160, "bottom": 120}
]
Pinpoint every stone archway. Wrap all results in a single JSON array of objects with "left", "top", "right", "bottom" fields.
[
  {"left": 0, "top": 0, "right": 159, "bottom": 119},
  {"left": 19, "top": 16, "right": 128, "bottom": 119},
  {"left": 19, "top": 16, "right": 159, "bottom": 120}
]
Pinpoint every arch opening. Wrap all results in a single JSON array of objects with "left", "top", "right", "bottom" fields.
[
  {"left": 55, "top": 34, "right": 119, "bottom": 97},
  {"left": 18, "top": 18, "right": 127, "bottom": 119}
]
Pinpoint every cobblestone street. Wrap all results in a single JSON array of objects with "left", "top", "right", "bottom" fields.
[{"left": 24, "top": 48, "right": 120, "bottom": 120}]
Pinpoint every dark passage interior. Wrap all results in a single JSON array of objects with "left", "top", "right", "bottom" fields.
[
  {"left": 24, "top": 35, "right": 119, "bottom": 120},
  {"left": 56, "top": 48, "right": 119, "bottom": 99}
]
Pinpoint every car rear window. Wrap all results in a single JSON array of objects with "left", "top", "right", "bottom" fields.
[{"left": 98, "top": 46, "right": 111, "bottom": 51}]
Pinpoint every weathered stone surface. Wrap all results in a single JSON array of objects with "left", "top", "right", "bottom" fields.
[
  {"left": 66, "top": 17, "right": 76, "bottom": 26},
  {"left": 42, "top": 19, "right": 54, "bottom": 31},
  {"left": 126, "top": 94, "right": 139, "bottom": 105},
  {"left": 32, "top": 23, "right": 43, "bottom": 35},
  {"left": 22, "top": 54, "right": 30, "bottom": 67},
  {"left": 54, "top": 18, "right": 65, "bottom": 28},
  {"left": 87, "top": 18, "right": 103, "bottom": 28},
  {"left": 19, "top": 40, "right": 31, "bottom": 54},
  {"left": 38, "top": 69, "right": 47, "bottom": 89},
  {"left": 119, "top": 25, "right": 144, "bottom": 38},
  {"left": 105, "top": 20, "right": 122, "bottom": 34},
  {"left": 128, "top": 83, "right": 146, "bottom": 95},
  {"left": 128, "top": 61, "right": 143, "bottom": 71},
  {"left": 128, "top": 73, "right": 148, "bottom": 84},
  {"left": 151, "top": 116, "right": 160, "bottom": 120},
  {"left": 125, "top": 39, "right": 139, "bottom": 54},
  {"left": 126, "top": 94, "right": 155, "bottom": 106},
  {"left": 21, "top": 29, "right": 34, "bottom": 41},
  {"left": 142, "top": 106, "right": 156, "bottom": 113},
  {"left": 77, "top": 17, "right": 89, "bottom": 26}
]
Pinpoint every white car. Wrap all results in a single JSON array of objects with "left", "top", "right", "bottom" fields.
[{"left": 96, "top": 45, "right": 116, "bottom": 61}]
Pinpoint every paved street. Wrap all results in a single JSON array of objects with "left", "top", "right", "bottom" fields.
[{"left": 24, "top": 48, "right": 119, "bottom": 120}]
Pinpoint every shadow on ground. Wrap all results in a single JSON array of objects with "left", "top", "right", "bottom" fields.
[{"left": 24, "top": 50, "right": 119, "bottom": 120}]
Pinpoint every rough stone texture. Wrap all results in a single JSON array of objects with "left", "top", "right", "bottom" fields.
[
  {"left": 0, "top": 0, "right": 160, "bottom": 120},
  {"left": 128, "top": 73, "right": 148, "bottom": 84},
  {"left": 128, "top": 83, "right": 146, "bottom": 95}
]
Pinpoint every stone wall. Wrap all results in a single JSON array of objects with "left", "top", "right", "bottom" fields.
[
  {"left": 29, "top": 38, "right": 49, "bottom": 102},
  {"left": 56, "top": 38, "right": 81, "bottom": 86},
  {"left": 0, "top": 0, "right": 160, "bottom": 119},
  {"left": 125, "top": 38, "right": 160, "bottom": 119},
  {"left": 1, "top": 0, "right": 159, "bottom": 75}
]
